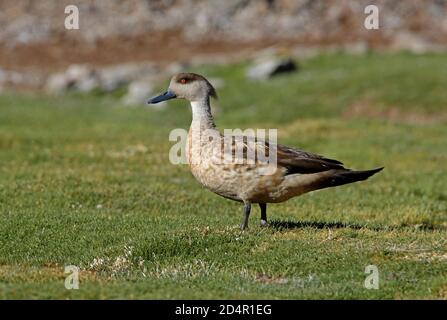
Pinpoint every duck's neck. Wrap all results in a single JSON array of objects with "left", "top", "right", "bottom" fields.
[{"left": 190, "top": 97, "right": 216, "bottom": 130}]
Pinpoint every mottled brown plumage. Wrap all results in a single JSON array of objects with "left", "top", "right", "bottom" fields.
[{"left": 148, "top": 73, "right": 383, "bottom": 230}]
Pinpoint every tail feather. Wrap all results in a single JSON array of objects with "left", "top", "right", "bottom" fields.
[{"left": 319, "top": 167, "right": 384, "bottom": 189}]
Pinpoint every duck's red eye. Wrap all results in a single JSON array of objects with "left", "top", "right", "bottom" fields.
[{"left": 180, "top": 78, "right": 187, "bottom": 84}]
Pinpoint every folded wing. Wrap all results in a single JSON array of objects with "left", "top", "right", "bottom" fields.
[
  {"left": 276, "top": 144, "right": 346, "bottom": 174},
  {"left": 223, "top": 135, "right": 345, "bottom": 174}
]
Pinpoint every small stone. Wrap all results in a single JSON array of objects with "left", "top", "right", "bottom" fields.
[
  {"left": 122, "top": 80, "right": 154, "bottom": 106},
  {"left": 344, "top": 41, "right": 369, "bottom": 55},
  {"left": 66, "top": 64, "right": 93, "bottom": 83},
  {"left": 246, "top": 57, "right": 298, "bottom": 80},
  {"left": 390, "top": 31, "right": 433, "bottom": 54},
  {"left": 208, "top": 77, "right": 225, "bottom": 89},
  {"left": 99, "top": 64, "right": 157, "bottom": 92},
  {"left": 76, "top": 76, "right": 100, "bottom": 92}
]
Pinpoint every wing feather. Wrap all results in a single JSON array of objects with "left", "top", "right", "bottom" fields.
[
  {"left": 221, "top": 135, "right": 345, "bottom": 174},
  {"left": 276, "top": 144, "right": 345, "bottom": 174}
]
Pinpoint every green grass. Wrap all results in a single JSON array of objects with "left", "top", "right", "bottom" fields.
[{"left": 0, "top": 52, "right": 446, "bottom": 299}]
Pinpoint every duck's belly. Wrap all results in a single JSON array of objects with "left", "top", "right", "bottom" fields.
[
  {"left": 188, "top": 159, "right": 295, "bottom": 203},
  {"left": 189, "top": 162, "right": 242, "bottom": 201}
]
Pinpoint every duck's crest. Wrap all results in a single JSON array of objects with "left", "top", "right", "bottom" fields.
[{"left": 174, "top": 72, "right": 218, "bottom": 99}]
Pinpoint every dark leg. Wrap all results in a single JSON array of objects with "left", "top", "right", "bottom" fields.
[
  {"left": 240, "top": 202, "right": 251, "bottom": 230},
  {"left": 259, "top": 203, "right": 268, "bottom": 227}
]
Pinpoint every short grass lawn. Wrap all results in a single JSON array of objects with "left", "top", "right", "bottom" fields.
[{"left": 0, "top": 53, "right": 446, "bottom": 299}]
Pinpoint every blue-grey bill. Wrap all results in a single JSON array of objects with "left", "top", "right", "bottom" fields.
[{"left": 147, "top": 90, "right": 176, "bottom": 104}]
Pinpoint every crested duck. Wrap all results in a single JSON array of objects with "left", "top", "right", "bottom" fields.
[{"left": 148, "top": 73, "right": 383, "bottom": 230}]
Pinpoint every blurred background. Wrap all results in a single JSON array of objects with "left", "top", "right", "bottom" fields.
[{"left": 1, "top": 0, "right": 447, "bottom": 97}]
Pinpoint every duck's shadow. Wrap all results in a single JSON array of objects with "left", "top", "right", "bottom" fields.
[
  {"left": 267, "top": 219, "right": 438, "bottom": 232},
  {"left": 268, "top": 219, "right": 371, "bottom": 231}
]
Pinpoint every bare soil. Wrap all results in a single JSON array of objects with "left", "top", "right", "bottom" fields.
[{"left": 0, "top": 30, "right": 389, "bottom": 73}]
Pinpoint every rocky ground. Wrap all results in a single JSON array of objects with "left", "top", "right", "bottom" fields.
[
  {"left": 2, "top": 0, "right": 446, "bottom": 48},
  {"left": 1, "top": 0, "right": 446, "bottom": 98}
]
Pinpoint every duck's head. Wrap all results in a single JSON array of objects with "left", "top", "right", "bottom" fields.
[{"left": 147, "top": 73, "right": 217, "bottom": 104}]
